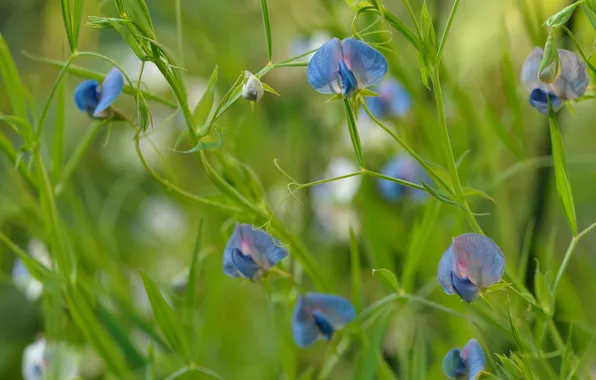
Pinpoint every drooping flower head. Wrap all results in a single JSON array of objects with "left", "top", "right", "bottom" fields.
[
  {"left": 242, "top": 73, "right": 264, "bottom": 102},
  {"left": 442, "top": 339, "right": 485, "bottom": 380},
  {"left": 291, "top": 293, "right": 356, "bottom": 347},
  {"left": 377, "top": 154, "right": 428, "bottom": 202},
  {"left": 223, "top": 223, "right": 288, "bottom": 280},
  {"left": 438, "top": 233, "right": 505, "bottom": 302},
  {"left": 74, "top": 68, "right": 124, "bottom": 117},
  {"left": 22, "top": 337, "right": 80, "bottom": 380},
  {"left": 521, "top": 47, "right": 588, "bottom": 114},
  {"left": 365, "top": 78, "right": 411, "bottom": 119},
  {"left": 307, "top": 37, "right": 388, "bottom": 98}
]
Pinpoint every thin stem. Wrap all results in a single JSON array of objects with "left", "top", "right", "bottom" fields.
[
  {"left": 275, "top": 48, "right": 318, "bottom": 65},
  {"left": 436, "top": 0, "right": 460, "bottom": 65},
  {"left": 552, "top": 237, "right": 576, "bottom": 299},
  {"left": 175, "top": 0, "right": 184, "bottom": 67},
  {"left": 401, "top": 293, "right": 472, "bottom": 321},
  {"left": 361, "top": 100, "right": 454, "bottom": 196},
  {"left": 431, "top": 70, "right": 484, "bottom": 234},
  {"left": 363, "top": 169, "right": 426, "bottom": 191},
  {"left": 272, "top": 62, "right": 309, "bottom": 68},
  {"left": 133, "top": 135, "right": 241, "bottom": 214},
  {"left": 562, "top": 26, "right": 596, "bottom": 75},
  {"left": 401, "top": 0, "right": 421, "bottom": 36}
]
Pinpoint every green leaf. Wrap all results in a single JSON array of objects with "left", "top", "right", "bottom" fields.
[
  {"left": 544, "top": 1, "right": 582, "bottom": 28},
  {"left": 193, "top": 65, "right": 218, "bottom": 131},
  {"left": 61, "top": 0, "right": 84, "bottom": 52},
  {"left": 107, "top": 18, "right": 145, "bottom": 58},
  {"left": 326, "top": 93, "right": 344, "bottom": 102},
  {"left": 538, "top": 33, "right": 561, "bottom": 84},
  {"left": 260, "top": 0, "right": 273, "bottom": 62},
  {"left": 371, "top": 268, "right": 400, "bottom": 292},
  {"left": 137, "top": 91, "right": 152, "bottom": 131},
  {"left": 261, "top": 82, "right": 280, "bottom": 96},
  {"left": 507, "top": 301, "right": 535, "bottom": 379},
  {"left": 358, "top": 88, "right": 379, "bottom": 97},
  {"left": 462, "top": 187, "right": 497, "bottom": 204},
  {"left": 496, "top": 353, "right": 524, "bottom": 379},
  {"left": 0, "top": 34, "right": 28, "bottom": 119},
  {"left": 185, "top": 220, "right": 204, "bottom": 360},
  {"left": 344, "top": 0, "right": 371, "bottom": 10},
  {"left": 177, "top": 129, "right": 223, "bottom": 153},
  {"left": 344, "top": 99, "right": 365, "bottom": 168},
  {"left": 581, "top": 3, "right": 596, "bottom": 30},
  {"left": 141, "top": 272, "right": 191, "bottom": 360},
  {"left": 382, "top": 8, "right": 421, "bottom": 51},
  {"left": 123, "top": 0, "right": 156, "bottom": 38},
  {"left": 548, "top": 101, "right": 577, "bottom": 235},
  {"left": 349, "top": 226, "right": 362, "bottom": 311},
  {"left": 65, "top": 285, "right": 130, "bottom": 376},
  {"left": 533, "top": 264, "right": 551, "bottom": 316}
]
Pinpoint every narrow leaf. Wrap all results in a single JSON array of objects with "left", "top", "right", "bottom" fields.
[
  {"left": 261, "top": 0, "right": 273, "bottom": 62},
  {"left": 372, "top": 268, "right": 400, "bottom": 292},
  {"left": 548, "top": 101, "right": 577, "bottom": 235},
  {"left": 193, "top": 65, "right": 218, "bottom": 131}
]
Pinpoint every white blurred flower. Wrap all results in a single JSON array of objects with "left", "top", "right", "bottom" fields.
[
  {"left": 311, "top": 157, "right": 362, "bottom": 240},
  {"left": 22, "top": 338, "right": 79, "bottom": 380},
  {"left": 139, "top": 196, "right": 189, "bottom": 244},
  {"left": 121, "top": 52, "right": 169, "bottom": 94},
  {"left": 171, "top": 267, "right": 190, "bottom": 295},
  {"left": 12, "top": 239, "right": 51, "bottom": 301},
  {"left": 341, "top": 113, "right": 389, "bottom": 152}
]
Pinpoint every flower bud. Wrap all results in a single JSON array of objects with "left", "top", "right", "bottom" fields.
[
  {"left": 538, "top": 34, "right": 561, "bottom": 84},
  {"left": 241, "top": 73, "right": 264, "bottom": 102}
]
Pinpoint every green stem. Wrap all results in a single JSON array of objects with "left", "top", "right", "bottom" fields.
[
  {"left": 363, "top": 169, "right": 426, "bottom": 191},
  {"left": 436, "top": 0, "right": 460, "bottom": 65},
  {"left": 361, "top": 100, "right": 454, "bottom": 196},
  {"left": 431, "top": 70, "right": 484, "bottom": 234},
  {"left": 562, "top": 26, "right": 596, "bottom": 75},
  {"left": 175, "top": 0, "right": 184, "bottom": 67}
]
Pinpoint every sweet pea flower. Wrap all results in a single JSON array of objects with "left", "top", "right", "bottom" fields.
[
  {"left": 521, "top": 47, "right": 588, "bottom": 114},
  {"left": 74, "top": 68, "right": 124, "bottom": 117},
  {"left": 366, "top": 78, "right": 411, "bottom": 119},
  {"left": 223, "top": 223, "right": 288, "bottom": 280},
  {"left": 292, "top": 293, "right": 356, "bottom": 347},
  {"left": 438, "top": 233, "right": 505, "bottom": 302},
  {"left": 442, "top": 339, "right": 485, "bottom": 380},
  {"left": 377, "top": 154, "right": 428, "bottom": 202},
  {"left": 308, "top": 37, "right": 388, "bottom": 98},
  {"left": 22, "top": 337, "right": 80, "bottom": 380}
]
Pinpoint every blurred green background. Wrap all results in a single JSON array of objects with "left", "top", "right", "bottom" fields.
[{"left": 1, "top": 0, "right": 596, "bottom": 378}]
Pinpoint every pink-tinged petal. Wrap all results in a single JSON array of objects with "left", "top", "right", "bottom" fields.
[
  {"left": 462, "top": 339, "right": 485, "bottom": 380},
  {"left": 341, "top": 38, "right": 387, "bottom": 88},
  {"left": 307, "top": 38, "right": 343, "bottom": 94},
  {"left": 291, "top": 296, "right": 321, "bottom": 348},
  {"left": 451, "top": 233, "right": 505, "bottom": 288}
]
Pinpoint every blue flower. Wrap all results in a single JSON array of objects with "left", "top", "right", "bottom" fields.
[
  {"left": 223, "top": 223, "right": 288, "bottom": 280},
  {"left": 521, "top": 47, "right": 588, "bottom": 114},
  {"left": 366, "top": 79, "right": 411, "bottom": 119},
  {"left": 292, "top": 293, "right": 356, "bottom": 347},
  {"left": 377, "top": 154, "right": 428, "bottom": 202},
  {"left": 307, "top": 37, "right": 388, "bottom": 98},
  {"left": 438, "top": 233, "right": 505, "bottom": 302},
  {"left": 442, "top": 339, "right": 485, "bottom": 380},
  {"left": 74, "top": 68, "right": 124, "bottom": 117}
]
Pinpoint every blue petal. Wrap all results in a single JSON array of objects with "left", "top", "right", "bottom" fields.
[
  {"left": 442, "top": 348, "right": 466, "bottom": 378},
  {"left": 366, "top": 95, "right": 386, "bottom": 119},
  {"left": 462, "top": 339, "right": 485, "bottom": 380},
  {"left": 94, "top": 68, "right": 124, "bottom": 116},
  {"left": 341, "top": 38, "right": 387, "bottom": 89},
  {"left": 451, "top": 272, "right": 479, "bottom": 302},
  {"left": 303, "top": 293, "right": 356, "bottom": 328},
  {"left": 291, "top": 296, "right": 321, "bottom": 348},
  {"left": 384, "top": 80, "right": 411, "bottom": 116},
  {"left": 223, "top": 246, "right": 240, "bottom": 278},
  {"left": 377, "top": 155, "right": 427, "bottom": 202},
  {"left": 74, "top": 80, "right": 100, "bottom": 112},
  {"left": 451, "top": 233, "right": 505, "bottom": 288},
  {"left": 553, "top": 49, "right": 589, "bottom": 100},
  {"left": 438, "top": 247, "right": 456, "bottom": 295},
  {"left": 529, "top": 89, "right": 561, "bottom": 114},
  {"left": 312, "top": 310, "right": 335, "bottom": 341},
  {"left": 338, "top": 59, "right": 358, "bottom": 98},
  {"left": 236, "top": 224, "right": 287, "bottom": 269},
  {"left": 307, "top": 38, "right": 343, "bottom": 94},
  {"left": 231, "top": 248, "right": 259, "bottom": 279}
]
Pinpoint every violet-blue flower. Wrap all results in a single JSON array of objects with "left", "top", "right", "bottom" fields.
[
  {"left": 307, "top": 37, "right": 387, "bottom": 98},
  {"left": 521, "top": 47, "right": 588, "bottom": 114},
  {"left": 442, "top": 339, "right": 485, "bottom": 380},
  {"left": 366, "top": 78, "right": 411, "bottom": 119},
  {"left": 292, "top": 293, "right": 356, "bottom": 347},
  {"left": 74, "top": 68, "right": 124, "bottom": 117},
  {"left": 223, "top": 223, "right": 288, "bottom": 280},
  {"left": 377, "top": 154, "right": 428, "bottom": 202},
  {"left": 438, "top": 233, "right": 505, "bottom": 302}
]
